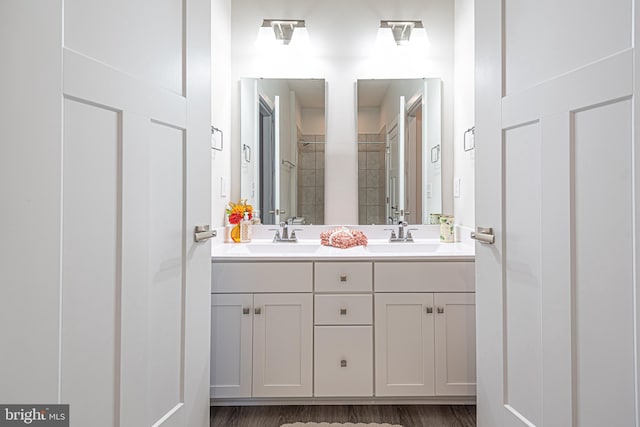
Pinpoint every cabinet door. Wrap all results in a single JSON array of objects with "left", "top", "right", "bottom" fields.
[
  {"left": 253, "top": 293, "right": 313, "bottom": 397},
  {"left": 314, "top": 326, "right": 373, "bottom": 397},
  {"left": 210, "top": 294, "right": 253, "bottom": 398},
  {"left": 434, "top": 293, "right": 476, "bottom": 395},
  {"left": 374, "top": 293, "right": 435, "bottom": 396}
]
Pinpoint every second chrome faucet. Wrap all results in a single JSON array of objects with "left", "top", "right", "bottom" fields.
[{"left": 385, "top": 221, "right": 417, "bottom": 242}]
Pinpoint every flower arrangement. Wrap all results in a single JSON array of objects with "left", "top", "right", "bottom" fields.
[{"left": 226, "top": 199, "right": 253, "bottom": 225}]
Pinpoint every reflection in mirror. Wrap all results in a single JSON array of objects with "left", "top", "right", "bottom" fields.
[
  {"left": 241, "top": 78, "right": 326, "bottom": 225},
  {"left": 357, "top": 78, "right": 442, "bottom": 225}
]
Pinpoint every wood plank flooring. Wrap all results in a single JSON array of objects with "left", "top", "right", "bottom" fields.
[{"left": 210, "top": 405, "right": 476, "bottom": 427}]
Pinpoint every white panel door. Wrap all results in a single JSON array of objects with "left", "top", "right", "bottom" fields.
[
  {"left": 210, "top": 294, "right": 253, "bottom": 398},
  {"left": 434, "top": 293, "right": 476, "bottom": 396},
  {"left": 374, "top": 293, "right": 435, "bottom": 396},
  {"left": 476, "top": 0, "right": 637, "bottom": 426},
  {"left": 0, "top": 1, "right": 211, "bottom": 426},
  {"left": 252, "top": 293, "right": 313, "bottom": 398}
]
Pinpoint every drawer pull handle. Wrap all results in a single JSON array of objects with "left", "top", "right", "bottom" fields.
[
  {"left": 437, "top": 307, "right": 444, "bottom": 314},
  {"left": 340, "top": 275, "right": 348, "bottom": 282},
  {"left": 243, "top": 307, "right": 250, "bottom": 315},
  {"left": 426, "top": 307, "right": 433, "bottom": 314},
  {"left": 340, "top": 308, "right": 347, "bottom": 316},
  {"left": 340, "top": 359, "right": 347, "bottom": 368},
  {"left": 255, "top": 307, "right": 262, "bottom": 315}
]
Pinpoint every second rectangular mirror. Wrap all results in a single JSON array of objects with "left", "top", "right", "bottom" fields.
[
  {"left": 241, "top": 78, "right": 326, "bottom": 225},
  {"left": 357, "top": 78, "right": 442, "bottom": 225}
]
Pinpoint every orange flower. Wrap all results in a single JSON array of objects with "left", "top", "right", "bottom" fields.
[{"left": 226, "top": 199, "right": 253, "bottom": 224}]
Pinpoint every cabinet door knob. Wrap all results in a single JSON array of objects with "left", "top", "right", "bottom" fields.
[
  {"left": 340, "top": 359, "right": 347, "bottom": 368},
  {"left": 242, "top": 307, "right": 250, "bottom": 315},
  {"left": 339, "top": 275, "right": 348, "bottom": 282},
  {"left": 255, "top": 307, "right": 262, "bottom": 315},
  {"left": 340, "top": 308, "right": 347, "bottom": 316},
  {"left": 437, "top": 307, "right": 444, "bottom": 314},
  {"left": 426, "top": 307, "right": 433, "bottom": 314}
]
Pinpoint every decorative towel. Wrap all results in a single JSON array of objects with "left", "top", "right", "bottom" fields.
[{"left": 320, "top": 227, "right": 368, "bottom": 249}]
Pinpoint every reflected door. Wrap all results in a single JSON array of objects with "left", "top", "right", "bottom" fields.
[
  {"left": 387, "top": 124, "right": 400, "bottom": 223},
  {"left": 259, "top": 97, "right": 276, "bottom": 225}
]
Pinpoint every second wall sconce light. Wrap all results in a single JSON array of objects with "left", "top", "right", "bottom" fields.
[
  {"left": 258, "top": 19, "right": 308, "bottom": 46},
  {"left": 378, "top": 20, "right": 428, "bottom": 46}
]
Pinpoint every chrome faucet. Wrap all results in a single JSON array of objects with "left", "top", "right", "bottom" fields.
[
  {"left": 385, "top": 221, "right": 417, "bottom": 242},
  {"left": 271, "top": 221, "right": 301, "bottom": 243}
]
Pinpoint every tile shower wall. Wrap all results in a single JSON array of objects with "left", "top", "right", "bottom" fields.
[
  {"left": 358, "top": 130, "right": 387, "bottom": 225},
  {"left": 297, "top": 134, "right": 325, "bottom": 224}
]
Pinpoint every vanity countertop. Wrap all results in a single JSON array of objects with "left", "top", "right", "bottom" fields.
[
  {"left": 211, "top": 226, "right": 475, "bottom": 261},
  {"left": 211, "top": 237, "right": 475, "bottom": 262}
]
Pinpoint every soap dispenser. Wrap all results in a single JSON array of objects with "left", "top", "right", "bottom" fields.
[{"left": 240, "top": 212, "right": 252, "bottom": 243}]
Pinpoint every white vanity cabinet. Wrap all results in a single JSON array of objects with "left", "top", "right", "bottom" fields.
[
  {"left": 210, "top": 256, "right": 476, "bottom": 403},
  {"left": 374, "top": 261, "right": 476, "bottom": 397},
  {"left": 210, "top": 262, "right": 313, "bottom": 399}
]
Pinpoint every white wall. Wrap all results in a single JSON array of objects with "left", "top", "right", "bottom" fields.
[
  {"left": 211, "top": 0, "right": 232, "bottom": 225},
  {"left": 229, "top": 0, "right": 454, "bottom": 224},
  {"left": 453, "top": 0, "right": 475, "bottom": 227}
]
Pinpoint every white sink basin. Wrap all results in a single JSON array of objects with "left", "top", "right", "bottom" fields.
[
  {"left": 366, "top": 242, "right": 441, "bottom": 253},
  {"left": 226, "top": 243, "right": 321, "bottom": 255}
]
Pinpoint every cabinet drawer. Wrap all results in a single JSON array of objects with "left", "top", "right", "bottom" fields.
[
  {"left": 315, "top": 294, "right": 372, "bottom": 325},
  {"left": 314, "top": 326, "right": 373, "bottom": 397},
  {"left": 375, "top": 261, "right": 475, "bottom": 292},
  {"left": 315, "top": 262, "right": 372, "bottom": 292},
  {"left": 212, "top": 262, "right": 312, "bottom": 293}
]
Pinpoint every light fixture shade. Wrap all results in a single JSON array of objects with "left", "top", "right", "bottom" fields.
[
  {"left": 289, "top": 26, "right": 310, "bottom": 48},
  {"left": 411, "top": 26, "right": 429, "bottom": 46},
  {"left": 375, "top": 27, "right": 396, "bottom": 50},
  {"left": 256, "top": 24, "right": 276, "bottom": 46}
]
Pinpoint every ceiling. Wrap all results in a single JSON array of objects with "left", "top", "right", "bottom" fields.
[{"left": 286, "top": 79, "right": 325, "bottom": 109}]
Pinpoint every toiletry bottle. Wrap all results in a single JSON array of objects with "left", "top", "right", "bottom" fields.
[
  {"left": 252, "top": 210, "right": 261, "bottom": 225},
  {"left": 240, "top": 212, "right": 252, "bottom": 243}
]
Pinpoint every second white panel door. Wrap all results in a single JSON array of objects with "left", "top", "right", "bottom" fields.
[{"left": 253, "top": 293, "right": 313, "bottom": 397}]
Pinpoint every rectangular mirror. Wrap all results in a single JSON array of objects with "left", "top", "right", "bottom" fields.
[
  {"left": 357, "top": 78, "right": 442, "bottom": 225},
  {"left": 241, "top": 78, "right": 326, "bottom": 225}
]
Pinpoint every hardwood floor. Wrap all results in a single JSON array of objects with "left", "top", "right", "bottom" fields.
[{"left": 210, "top": 405, "right": 476, "bottom": 427}]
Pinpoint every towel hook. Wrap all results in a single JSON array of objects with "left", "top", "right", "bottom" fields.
[
  {"left": 463, "top": 126, "right": 475, "bottom": 152},
  {"left": 211, "top": 126, "right": 223, "bottom": 152},
  {"left": 243, "top": 144, "right": 252, "bottom": 163}
]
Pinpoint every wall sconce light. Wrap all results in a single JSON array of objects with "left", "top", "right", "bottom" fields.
[
  {"left": 378, "top": 20, "right": 428, "bottom": 47},
  {"left": 258, "top": 19, "right": 307, "bottom": 46}
]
